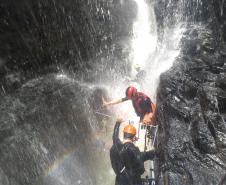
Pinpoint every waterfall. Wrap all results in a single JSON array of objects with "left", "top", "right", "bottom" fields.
[
  {"left": 131, "top": 0, "right": 157, "bottom": 72},
  {"left": 106, "top": 0, "right": 185, "bottom": 120},
  {"left": 1, "top": 0, "right": 225, "bottom": 185}
]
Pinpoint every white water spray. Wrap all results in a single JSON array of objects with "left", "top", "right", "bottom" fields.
[
  {"left": 130, "top": 0, "right": 185, "bottom": 100},
  {"left": 131, "top": 0, "right": 157, "bottom": 72},
  {"left": 145, "top": 24, "right": 185, "bottom": 100},
  {"left": 108, "top": 0, "right": 185, "bottom": 117}
]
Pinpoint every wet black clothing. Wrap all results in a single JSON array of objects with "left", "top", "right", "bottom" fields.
[
  {"left": 122, "top": 92, "right": 152, "bottom": 120},
  {"left": 110, "top": 122, "right": 156, "bottom": 185},
  {"left": 134, "top": 70, "right": 146, "bottom": 83}
]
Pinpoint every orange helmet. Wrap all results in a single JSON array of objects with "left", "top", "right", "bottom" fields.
[{"left": 123, "top": 124, "right": 136, "bottom": 135}]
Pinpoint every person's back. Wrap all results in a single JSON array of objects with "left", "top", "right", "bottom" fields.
[
  {"left": 132, "top": 92, "right": 152, "bottom": 118},
  {"left": 120, "top": 142, "right": 145, "bottom": 184},
  {"left": 110, "top": 141, "right": 144, "bottom": 185},
  {"left": 110, "top": 119, "right": 156, "bottom": 185}
]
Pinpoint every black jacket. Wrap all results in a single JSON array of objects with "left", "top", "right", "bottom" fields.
[{"left": 110, "top": 122, "right": 155, "bottom": 185}]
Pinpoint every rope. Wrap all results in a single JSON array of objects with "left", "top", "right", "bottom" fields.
[
  {"left": 151, "top": 125, "right": 158, "bottom": 148},
  {"left": 94, "top": 111, "right": 113, "bottom": 118},
  {"left": 144, "top": 124, "right": 148, "bottom": 151}
]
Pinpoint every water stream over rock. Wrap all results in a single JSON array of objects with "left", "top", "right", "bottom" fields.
[{"left": 0, "top": 0, "right": 226, "bottom": 185}]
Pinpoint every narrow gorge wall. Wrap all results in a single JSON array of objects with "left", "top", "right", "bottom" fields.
[
  {"left": 0, "top": 1, "right": 137, "bottom": 184},
  {"left": 155, "top": 0, "right": 226, "bottom": 184}
]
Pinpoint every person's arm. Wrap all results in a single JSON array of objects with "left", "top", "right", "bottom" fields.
[
  {"left": 140, "top": 150, "right": 157, "bottom": 161},
  {"left": 112, "top": 118, "right": 123, "bottom": 145},
  {"left": 102, "top": 97, "right": 128, "bottom": 107}
]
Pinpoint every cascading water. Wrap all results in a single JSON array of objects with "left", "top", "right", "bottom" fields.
[
  {"left": 108, "top": 0, "right": 185, "bottom": 116},
  {"left": 1, "top": 0, "right": 226, "bottom": 185},
  {"left": 131, "top": 0, "right": 157, "bottom": 72},
  {"left": 102, "top": 0, "right": 185, "bottom": 183}
]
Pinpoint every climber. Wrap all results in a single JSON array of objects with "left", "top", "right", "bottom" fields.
[
  {"left": 133, "top": 64, "right": 146, "bottom": 84},
  {"left": 102, "top": 86, "right": 156, "bottom": 125},
  {"left": 124, "top": 64, "right": 146, "bottom": 91},
  {"left": 110, "top": 118, "right": 157, "bottom": 185}
]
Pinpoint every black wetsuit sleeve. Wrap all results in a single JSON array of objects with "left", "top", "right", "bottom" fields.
[
  {"left": 110, "top": 122, "right": 124, "bottom": 176},
  {"left": 113, "top": 121, "right": 122, "bottom": 146},
  {"left": 140, "top": 97, "right": 152, "bottom": 113},
  {"left": 122, "top": 97, "right": 129, "bottom": 102},
  {"left": 140, "top": 150, "right": 156, "bottom": 161},
  {"left": 135, "top": 70, "right": 146, "bottom": 82}
]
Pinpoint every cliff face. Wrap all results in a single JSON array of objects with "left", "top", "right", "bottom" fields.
[
  {"left": 0, "top": 0, "right": 137, "bottom": 93},
  {"left": 1, "top": 0, "right": 226, "bottom": 184},
  {"left": 0, "top": 73, "right": 111, "bottom": 185},
  {"left": 155, "top": 0, "right": 226, "bottom": 184},
  {"left": 0, "top": 1, "right": 137, "bottom": 184}
]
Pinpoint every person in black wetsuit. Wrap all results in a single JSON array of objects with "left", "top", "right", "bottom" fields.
[
  {"left": 124, "top": 64, "right": 146, "bottom": 90},
  {"left": 133, "top": 64, "right": 146, "bottom": 91},
  {"left": 110, "top": 118, "right": 156, "bottom": 185}
]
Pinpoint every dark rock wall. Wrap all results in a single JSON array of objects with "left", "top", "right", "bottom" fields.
[
  {"left": 0, "top": 73, "right": 110, "bottom": 185},
  {"left": 0, "top": 1, "right": 137, "bottom": 184},
  {"left": 154, "top": 0, "right": 226, "bottom": 42},
  {"left": 1, "top": 0, "right": 226, "bottom": 184},
  {"left": 0, "top": 0, "right": 137, "bottom": 92},
  {"left": 155, "top": 0, "right": 226, "bottom": 184}
]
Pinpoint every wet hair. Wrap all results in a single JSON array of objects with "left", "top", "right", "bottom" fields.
[{"left": 124, "top": 133, "right": 135, "bottom": 140}]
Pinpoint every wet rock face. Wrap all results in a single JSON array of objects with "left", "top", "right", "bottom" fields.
[
  {"left": 154, "top": 0, "right": 226, "bottom": 42},
  {"left": 0, "top": 73, "right": 109, "bottom": 185},
  {"left": 0, "top": 0, "right": 137, "bottom": 87},
  {"left": 0, "top": 1, "right": 136, "bottom": 184},
  {"left": 156, "top": 25, "right": 226, "bottom": 184},
  {"left": 154, "top": 0, "right": 226, "bottom": 184}
]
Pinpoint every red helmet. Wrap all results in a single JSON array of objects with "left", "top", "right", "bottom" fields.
[
  {"left": 123, "top": 124, "right": 136, "bottom": 135},
  {"left": 125, "top": 86, "right": 137, "bottom": 99}
]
